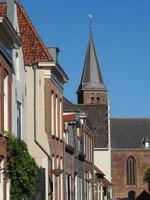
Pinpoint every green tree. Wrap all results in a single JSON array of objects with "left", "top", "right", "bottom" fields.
[
  {"left": 7, "top": 134, "right": 37, "bottom": 200},
  {"left": 144, "top": 168, "right": 150, "bottom": 192}
]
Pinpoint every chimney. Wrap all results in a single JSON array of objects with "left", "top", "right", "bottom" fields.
[{"left": 47, "top": 47, "right": 60, "bottom": 62}]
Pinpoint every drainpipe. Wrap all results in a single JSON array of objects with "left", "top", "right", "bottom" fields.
[{"left": 32, "top": 63, "right": 52, "bottom": 200}]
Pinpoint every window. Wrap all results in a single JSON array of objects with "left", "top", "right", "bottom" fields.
[
  {"left": 51, "top": 91, "right": 55, "bottom": 135},
  {"left": 67, "top": 175, "right": 71, "bottom": 200},
  {"left": 55, "top": 95, "right": 58, "bottom": 137},
  {"left": 91, "top": 97, "right": 94, "bottom": 104},
  {"left": 96, "top": 97, "right": 100, "bottom": 104},
  {"left": 127, "top": 156, "right": 136, "bottom": 185},
  {"left": 17, "top": 102, "right": 22, "bottom": 139},
  {"left": 0, "top": 159, "right": 4, "bottom": 199},
  {"left": 52, "top": 156, "right": 55, "bottom": 200},
  {"left": 4, "top": 71, "right": 8, "bottom": 131},
  {"left": 75, "top": 174, "right": 78, "bottom": 200},
  {"left": 16, "top": 53, "right": 20, "bottom": 81},
  {"left": 59, "top": 99, "right": 62, "bottom": 139}
]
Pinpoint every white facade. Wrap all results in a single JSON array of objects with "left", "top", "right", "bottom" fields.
[
  {"left": 7, "top": 2, "right": 26, "bottom": 140},
  {"left": 25, "top": 65, "right": 51, "bottom": 200},
  {"left": 94, "top": 149, "right": 111, "bottom": 182}
]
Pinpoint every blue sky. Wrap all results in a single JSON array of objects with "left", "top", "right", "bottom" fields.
[{"left": 21, "top": 0, "right": 150, "bottom": 117}]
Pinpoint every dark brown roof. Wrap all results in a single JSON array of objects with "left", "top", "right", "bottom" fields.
[
  {"left": 111, "top": 118, "right": 150, "bottom": 149},
  {"left": 94, "top": 165, "right": 113, "bottom": 186},
  {"left": 94, "top": 165, "right": 105, "bottom": 175},
  {"left": 0, "top": 2, "right": 53, "bottom": 64}
]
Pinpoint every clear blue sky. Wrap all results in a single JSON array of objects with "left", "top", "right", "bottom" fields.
[{"left": 21, "top": 0, "right": 150, "bottom": 117}]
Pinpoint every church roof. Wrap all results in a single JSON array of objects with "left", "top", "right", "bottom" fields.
[
  {"left": 77, "top": 31, "right": 107, "bottom": 92},
  {"left": 111, "top": 118, "right": 150, "bottom": 149},
  {"left": 0, "top": 2, "right": 53, "bottom": 64}
]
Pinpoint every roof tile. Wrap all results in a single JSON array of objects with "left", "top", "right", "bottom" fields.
[{"left": 0, "top": 2, "right": 53, "bottom": 64}]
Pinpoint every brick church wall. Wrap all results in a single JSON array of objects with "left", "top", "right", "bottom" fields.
[{"left": 112, "top": 150, "right": 150, "bottom": 199}]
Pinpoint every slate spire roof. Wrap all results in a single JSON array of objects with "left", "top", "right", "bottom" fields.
[{"left": 78, "top": 31, "right": 107, "bottom": 92}]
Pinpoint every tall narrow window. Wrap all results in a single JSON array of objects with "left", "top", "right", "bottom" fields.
[
  {"left": 96, "top": 97, "right": 100, "bottom": 104},
  {"left": 51, "top": 91, "right": 54, "bottom": 136},
  {"left": 16, "top": 53, "right": 20, "bottom": 81},
  {"left": 127, "top": 156, "right": 136, "bottom": 185},
  {"left": 55, "top": 95, "right": 58, "bottom": 137},
  {"left": 75, "top": 174, "right": 78, "bottom": 200},
  {"left": 4, "top": 72, "right": 8, "bottom": 131},
  {"left": 67, "top": 175, "right": 71, "bottom": 200},
  {"left": 52, "top": 156, "right": 55, "bottom": 200},
  {"left": 59, "top": 99, "right": 62, "bottom": 139},
  {"left": 0, "top": 159, "right": 4, "bottom": 200},
  {"left": 17, "top": 101, "right": 22, "bottom": 139},
  {"left": 91, "top": 97, "right": 94, "bottom": 104},
  {"left": 60, "top": 158, "right": 63, "bottom": 200}
]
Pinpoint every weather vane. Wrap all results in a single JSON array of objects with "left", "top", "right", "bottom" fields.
[{"left": 88, "top": 14, "right": 93, "bottom": 31}]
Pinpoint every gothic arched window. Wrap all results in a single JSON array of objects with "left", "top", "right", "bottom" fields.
[{"left": 127, "top": 156, "right": 136, "bottom": 185}]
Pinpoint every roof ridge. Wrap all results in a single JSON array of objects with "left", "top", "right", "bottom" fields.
[
  {"left": 111, "top": 117, "right": 150, "bottom": 120},
  {"left": 16, "top": 2, "right": 52, "bottom": 62}
]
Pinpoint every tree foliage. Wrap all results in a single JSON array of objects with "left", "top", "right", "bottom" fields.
[{"left": 7, "top": 134, "right": 37, "bottom": 200}]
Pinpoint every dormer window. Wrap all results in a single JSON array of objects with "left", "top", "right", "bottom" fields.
[
  {"left": 145, "top": 142, "right": 150, "bottom": 148},
  {"left": 142, "top": 137, "right": 150, "bottom": 149}
]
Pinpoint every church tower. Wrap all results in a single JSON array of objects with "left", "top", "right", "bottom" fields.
[
  {"left": 77, "top": 31, "right": 107, "bottom": 106},
  {"left": 63, "top": 29, "right": 111, "bottom": 180},
  {"left": 76, "top": 31, "right": 109, "bottom": 149}
]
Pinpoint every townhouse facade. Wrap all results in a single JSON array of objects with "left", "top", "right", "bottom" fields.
[
  {"left": 94, "top": 166, "right": 113, "bottom": 200},
  {"left": 45, "top": 47, "right": 68, "bottom": 200},
  {"left": 0, "top": 4, "right": 22, "bottom": 199},
  {"left": 63, "top": 112, "right": 95, "bottom": 200}
]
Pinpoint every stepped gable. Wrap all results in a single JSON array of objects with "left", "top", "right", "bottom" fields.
[
  {"left": 111, "top": 118, "right": 150, "bottom": 149},
  {"left": 0, "top": 2, "right": 52, "bottom": 64}
]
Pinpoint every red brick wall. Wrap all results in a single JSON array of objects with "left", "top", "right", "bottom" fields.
[
  {"left": 112, "top": 150, "right": 150, "bottom": 199},
  {"left": 44, "top": 78, "right": 63, "bottom": 157},
  {"left": 0, "top": 53, "right": 12, "bottom": 132}
]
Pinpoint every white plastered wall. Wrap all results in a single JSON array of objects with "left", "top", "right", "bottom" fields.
[
  {"left": 94, "top": 149, "right": 111, "bottom": 181},
  {"left": 25, "top": 66, "right": 51, "bottom": 200}
]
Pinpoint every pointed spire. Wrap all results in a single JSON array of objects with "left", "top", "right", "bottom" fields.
[{"left": 78, "top": 31, "right": 107, "bottom": 92}]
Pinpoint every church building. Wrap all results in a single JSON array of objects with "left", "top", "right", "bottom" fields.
[{"left": 64, "top": 29, "right": 150, "bottom": 200}]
